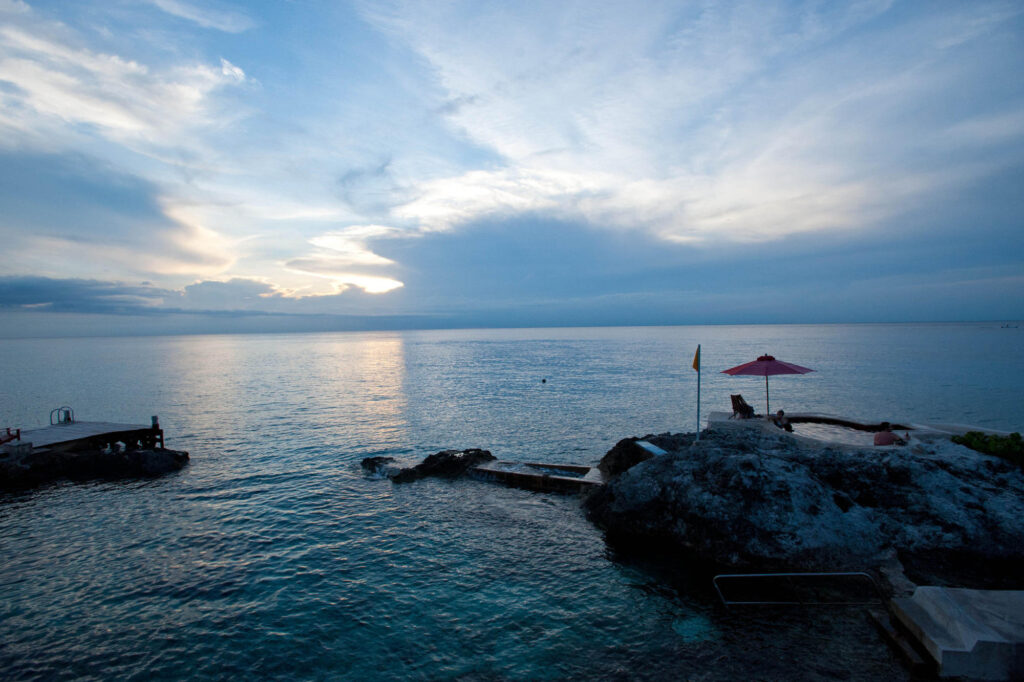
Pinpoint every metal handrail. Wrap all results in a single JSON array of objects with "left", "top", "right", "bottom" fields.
[{"left": 713, "top": 571, "right": 884, "bottom": 607}]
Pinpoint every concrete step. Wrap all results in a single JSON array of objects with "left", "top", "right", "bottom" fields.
[{"left": 891, "top": 587, "right": 1024, "bottom": 679}]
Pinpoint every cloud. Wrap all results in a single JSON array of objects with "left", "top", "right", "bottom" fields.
[
  {"left": 308, "top": 227, "right": 398, "bottom": 267},
  {"left": 0, "top": 2, "right": 411, "bottom": 305},
  {"left": 363, "top": 211, "right": 1024, "bottom": 325},
  {"left": 365, "top": 0, "right": 1024, "bottom": 244},
  {"left": 335, "top": 157, "right": 414, "bottom": 215},
  {"left": 0, "top": 152, "right": 234, "bottom": 279},
  {"left": 944, "top": 111, "right": 1024, "bottom": 147},
  {"left": 0, "top": 275, "right": 446, "bottom": 338},
  {"left": 148, "top": 0, "right": 255, "bottom": 33},
  {"left": 283, "top": 225, "right": 406, "bottom": 295},
  {"left": 0, "top": 0, "right": 30, "bottom": 16},
  {"left": 1, "top": 1, "right": 1021, "bottom": 330},
  {"left": 156, "top": 199, "right": 238, "bottom": 274},
  {"left": 0, "top": 276, "right": 170, "bottom": 313},
  {"left": 0, "top": 6, "right": 247, "bottom": 151},
  {"left": 176, "top": 277, "right": 282, "bottom": 310},
  {"left": 299, "top": 274, "right": 405, "bottom": 295},
  {"left": 281, "top": 262, "right": 405, "bottom": 295}
]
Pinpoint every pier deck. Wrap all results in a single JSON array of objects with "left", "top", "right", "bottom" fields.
[{"left": 18, "top": 421, "right": 163, "bottom": 452}]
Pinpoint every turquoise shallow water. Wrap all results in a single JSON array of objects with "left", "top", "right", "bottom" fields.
[{"left": 0, "top": 324, "right": 1021, "bottom": 679}]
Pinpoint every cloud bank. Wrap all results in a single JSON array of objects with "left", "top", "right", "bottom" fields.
[{"left": 0, "top": 0, "right": 1021, "bottom": 334}]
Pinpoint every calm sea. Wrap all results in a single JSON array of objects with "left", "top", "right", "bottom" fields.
[{"left": 1, "top": 323, "right": 1020, "bottom": 680}]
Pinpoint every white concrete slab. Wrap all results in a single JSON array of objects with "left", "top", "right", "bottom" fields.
[{"left": 891, "top": 586, "right": 1024, "bottom": 679}]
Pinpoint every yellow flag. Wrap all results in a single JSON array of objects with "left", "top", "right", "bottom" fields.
[{"left": 692, "top": 344, "right": 700, "bottom": 372}]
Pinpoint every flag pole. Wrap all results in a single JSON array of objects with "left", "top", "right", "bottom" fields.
[{"left": 693, "top": 344, "right": 701, "bottom": 441}]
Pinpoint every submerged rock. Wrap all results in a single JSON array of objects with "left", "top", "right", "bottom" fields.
[
  {"left": 0, "top": 446, "right": 189, "bottom": 489},
  {"left": 585, "top": 426, "right": 1024, "bottom": 580},
  {"left": 391, "top": 449, "right": 495, "bottom": 483}
]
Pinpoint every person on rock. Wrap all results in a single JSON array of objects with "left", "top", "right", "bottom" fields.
[
  {"left": 874, "top": 422, "right": 906, "bottom": 446},
  {"left": 771, "top": 409, "right": 793, "bottom": 432}
]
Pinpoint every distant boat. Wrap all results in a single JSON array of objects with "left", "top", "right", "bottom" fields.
[{"left": 1001, "top": 323, "right": 1019, "bottom": 328}]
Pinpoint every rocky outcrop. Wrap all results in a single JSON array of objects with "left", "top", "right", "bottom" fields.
[
  {"left": 0, "top": 446, "right": 189, "bottom": 489},
  {"left": 360, "top": 456, "right": 398, "bottom": 478},
  {"left": 585, "top": 426, "right": 1024, "bottom": 581},
  {"left": 597, "top": 439, "right": 652, "bottom": 478},
  {"left": 597, "top": 433, "right": 695, "bottom": 477},
  {"left": 390, "top": 449, "right": 495, "bottom": 483}
]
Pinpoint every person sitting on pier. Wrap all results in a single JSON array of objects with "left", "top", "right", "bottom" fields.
[
  {"left": 770, "top": 409, "right": 793, "bottom": 432},
  {"left": 874, "top": 422, "right": 906, "bottom": 446}
]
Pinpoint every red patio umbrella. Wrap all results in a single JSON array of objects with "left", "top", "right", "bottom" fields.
[{"left": 721, "top": 354, "right": 814, "bottom": 414}]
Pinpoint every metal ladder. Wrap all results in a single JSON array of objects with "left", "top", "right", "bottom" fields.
[{"left": 50, "top": 406, "right": 75, "bottom": 425}]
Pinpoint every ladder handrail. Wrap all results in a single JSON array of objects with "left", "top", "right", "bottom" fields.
[
  {"left": 713, "top": 571, "right": 884, "bottom": 606},
  {"left": 49, "top": 406, "right": 75, "bottom": 425}
]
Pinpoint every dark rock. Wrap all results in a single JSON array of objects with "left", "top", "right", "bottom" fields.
[
  {"left": 645, "top": 432, "right": 696, "bottom": 452},
  {"left": 585, "top": 426, "right": 1024, "bottom": 584},
  {"left": 391, "top": 449, "right": 495, "bottom": 483},
  {"left": 361, "top": 456, "right": 401, "bottom": 479},
  {"left": 0, "top": 446, "right": 188, "bottom": 489},
  {"left": 898, "top": 549, "right": 1024, "bottom": 590},
  {"left": 597, "top": 432, "right": 697, "bottom": 479},
  {"left": 832, "top": 491, "right": 854, "bottom": 512},
  {"left": 124, "top": 448, "right": 189, "bottom": 475},
  {"left": 597, "top": 438, "right": 651, "bottom": 478},
  {"left": 361, "top": 456, "right": 397, "bottom": 474}
]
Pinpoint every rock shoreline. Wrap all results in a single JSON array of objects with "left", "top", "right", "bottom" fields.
[
  {"left": 360, "top": 425, "right": 1024, "bottom": 589},
  {"left": 584, "top": 426, "right": 1024, "bottom": 587}
]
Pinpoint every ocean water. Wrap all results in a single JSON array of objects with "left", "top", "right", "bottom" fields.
[{"left": 1, "top": 323, "right": 1021, "bottom": 680}]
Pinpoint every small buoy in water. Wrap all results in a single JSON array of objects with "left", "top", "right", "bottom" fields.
[{"left": 541, "top": 378, "right": 546, "bottom": 383}]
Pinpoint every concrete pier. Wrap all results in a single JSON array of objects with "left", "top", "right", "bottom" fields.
[
  {"left": 891, "top": 587, "right": 1024, "bottom": 679},
  {"left": 470, "top": 461, "right": 605, "bottom": 494},
  {"left": 1, "top": 417, "right": 185, "bottom": 488}
]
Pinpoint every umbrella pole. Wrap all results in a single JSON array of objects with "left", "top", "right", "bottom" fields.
[{"left": 765, "top": 375, "right": 770, "bottom": 414}]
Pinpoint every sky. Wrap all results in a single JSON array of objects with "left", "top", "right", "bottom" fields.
[{"left": 0, "top": 0, "right": 1022, "bottom": 336}]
